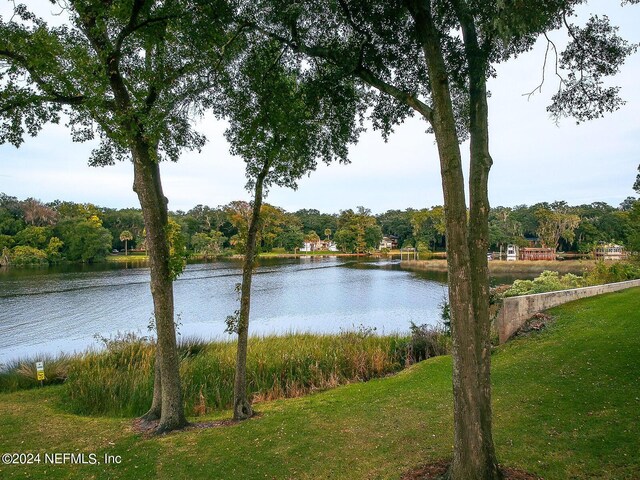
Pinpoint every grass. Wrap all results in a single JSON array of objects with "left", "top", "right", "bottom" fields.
[
  {"left": 1, "top": 288, "right": 639, "bottom": 479},
  {"left": 404, "top": 258, "right": 595, "bottom": 274},
  {"left": 104, "top": 253, "right": 150, "bottom": 263}
]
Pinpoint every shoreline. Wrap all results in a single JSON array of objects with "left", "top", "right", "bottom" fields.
[{"left": 400, "top": 259, "right": 595, "bottom": 275}]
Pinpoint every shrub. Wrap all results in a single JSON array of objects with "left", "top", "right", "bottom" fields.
[
  {"left": 406, "top": 322, "right": 451, "bottom": 363},
  {"left": 504, "top": 270, "right": 587, "bottom": 297},
  {"left": 10, "top": 245, "right": 48, "bottom": 266},
  {"left": 584, "top": 261, "right": 640, "bottom": 285}
]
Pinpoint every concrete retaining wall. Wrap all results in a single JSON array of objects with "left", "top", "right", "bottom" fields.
[{"left": 495, "top": 279, "right": 640, "bottom": 343}]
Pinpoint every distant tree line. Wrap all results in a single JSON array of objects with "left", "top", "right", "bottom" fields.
[{"left": 2, "top": 193, "right": 638, "bottom": 266}]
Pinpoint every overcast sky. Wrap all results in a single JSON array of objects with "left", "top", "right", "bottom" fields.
[{"left": 1, "top": 0, "right": 639, "bottom": 214}]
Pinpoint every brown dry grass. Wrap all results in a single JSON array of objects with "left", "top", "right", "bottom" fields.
[{"left": 402, "top": 259, "right": 593, "bottom": 275}]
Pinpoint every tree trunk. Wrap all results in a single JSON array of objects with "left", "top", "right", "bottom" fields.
[
  {"left": 465, "top": 33, "right": 502, "bottom": 480},
  {"left": 73, "top": 5, "right": 186, "bottom": 433},
  {"left": 141, "top": 351, "right": 162, "bottom": 421},
  {"left": 132, "top": 147, "right": 187, "bottom": 432},
  {"left": 233, "top": 163, "right": 270, "bottom": 420},
  {"left": 406, "top": 1, "right": 501, "bottom": 478}
]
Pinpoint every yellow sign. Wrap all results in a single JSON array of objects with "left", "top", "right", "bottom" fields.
[{"left": 35, "top": 361, "right": 44, "bottom": 381}]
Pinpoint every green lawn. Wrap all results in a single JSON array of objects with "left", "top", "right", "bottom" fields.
[
  {"left": 1, "top": 288, "right": 638, "bottom": 479},
  {"left": 104, "top": 253, "right": 150, "bottom": 263}
]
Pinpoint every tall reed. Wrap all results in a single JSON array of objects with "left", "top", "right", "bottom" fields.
[
  {"left": 2, "top": 329, "right": 450, "bottom": 418},
  {"left": 62, "top": 332, "right": 414, "bottom": 417}
]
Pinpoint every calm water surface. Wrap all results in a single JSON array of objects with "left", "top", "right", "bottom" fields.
[{"left": 0, "top": 258, "right": 452, "bottom": 363}]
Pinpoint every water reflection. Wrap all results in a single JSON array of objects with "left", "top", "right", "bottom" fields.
[{"left": 0, "top": 258, "right": 452, "bottom": 362}]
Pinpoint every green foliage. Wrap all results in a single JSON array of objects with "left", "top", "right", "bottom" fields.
[
  {"left": 13, "top": 225, "right": 51, "bottom": 249},
  {"left": 376, "top": 209, "right": 415, "bottom": 249},
  {"left": 45, "top": 236, "right": 63, "bottom": 263},
  {"left": 0, "top": 1, "right": 224, "bottom": 164},
  {"left": 166, "top": 219, "right": 187, "bottom": 280},
  {"left": 439, "top": 297, "right": 451, "bottom": 335},
  {"left": 277, "top": 225, "right": 304, "bottom": 252},
  {"left": 304, "top": 230, "right": 321, "bottom": 244},
  {"left": 626, "top": 200, "right": 640, "bottom": 255},
  {"left": 223, "top": 39, "right": 362, "bottom": 195},
  {"left": 504, "top": 270, "right": 588, "bottom": 297},
  {"left": 56, "top": 218, "right": 112, "bottom": 263},
  {"left": 0, "top": 233, "right": 14, "bottom": 250},
  {"left": 535, "top": 206, "right": 581, "bottom": 250},
  {"left": 9, "top": 245, "right": 48, "bottom": 266},
  {"left": 488, "top": 206, "right": 525, "bottom": 250},
  {"left": 190, "top": 231, "right": 226, "bottom": 257},
  {"left": 334, "top": 207, "right": 381, "bottom": 253},
  {"left": 407, "top": 322, "right": 451, "bottom": 363},
  {"left": 583, "top": 261, "right": 640, "bottom": 285},
  {"left": 1, "top": 192, "right": 638, "bottom": 262},
  {"left": 504, "top": 263, "right": 640, "bottom": 298},
  {"left": 294, "top": 209, "right": 338, "bottom": 237},
  {"left": 411, "top": 207, "right": 446, "bottom": 252}
]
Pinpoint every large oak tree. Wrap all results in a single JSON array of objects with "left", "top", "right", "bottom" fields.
[
  {"left": 243, "top": 1, "right": 637, "bottom": 477},
  {"left": 0, "top": 0, "right": 240, "bottom": 432}
]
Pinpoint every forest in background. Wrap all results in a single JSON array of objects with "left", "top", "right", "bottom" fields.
[{"left": 1, "top": 192, "right": 639, "bottom": 266}]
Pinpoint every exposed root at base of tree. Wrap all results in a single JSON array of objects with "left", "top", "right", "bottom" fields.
[
  {"left": 401, "top": 460, "right": 543, "bottom": 480},
  {"left": 131, "top": 412, "right": 262, "bottom": 437}
]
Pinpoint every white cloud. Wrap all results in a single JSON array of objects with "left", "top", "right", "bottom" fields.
[{"left": 1, "top": 0, "right": 639, "bottom": 213}]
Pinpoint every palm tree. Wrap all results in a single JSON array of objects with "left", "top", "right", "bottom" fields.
[{"left": 119, "top": 230, "right": 133, "bottom": 256}]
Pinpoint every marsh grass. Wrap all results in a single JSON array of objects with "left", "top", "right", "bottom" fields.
[
  {"left": 0, "top": 353, "right": 73, "bottom": 392},
  {"left": 0, "top": 330, "right": 440, "bottom": 418}
]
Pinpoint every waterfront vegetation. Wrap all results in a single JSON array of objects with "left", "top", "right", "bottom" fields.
[
  {"left": 2, "top": 193, "right": 639, "bottom": 267},
  {"left": 0, "top": 328, "right": 451, "bottom": 418},
  {"left": 502, "top": 262, "right": 640, "bottom": 297},
  {"left": 0, "top": 289, "right": 638, "bottom": 479}
]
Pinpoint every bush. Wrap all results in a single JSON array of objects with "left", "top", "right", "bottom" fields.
[
  {"left": 504, "top": 270, "right": 587, "bottom": 297},
  {"left": 406, "top": 322, "right": 451, "bottom": 363},
  {"left": 584, "top": 261, "right": 640, "bottom": 285},
  {"left": 500, "top": 263, "right": 640, "bottom": 299},
  {"left": 9, "top": 245, "right": 48, "bottom": 266}
]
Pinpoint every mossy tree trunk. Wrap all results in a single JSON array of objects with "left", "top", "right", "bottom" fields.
[{"left": 131, "top": 144, "right": 187, "bottom": 432}]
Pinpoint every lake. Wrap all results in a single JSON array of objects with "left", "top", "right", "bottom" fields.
[{"left": 0, "top": 257, "right": 453, "bottom": 363}]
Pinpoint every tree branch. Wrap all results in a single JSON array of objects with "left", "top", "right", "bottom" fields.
[
  {"left": 0, "top": 49, "right": 85, "bottom": 106},
  {"left": 355, "top": 65, "right": 434, "bottom": 121},
  {"left": 248, "top": 20, "right": 434, "bottom": 121},
  {"left": 522, "top": 33, "right": 565, "bottom": 99}
]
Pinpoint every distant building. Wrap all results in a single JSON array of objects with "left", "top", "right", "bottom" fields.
[
  {"left": 594, "top": 243, "right": 626, "bottom": 261},
  {"left": 506, "top": 245, "right": 556, "bottom": 261},
  {"left": 300, "top": 240, "right": 338, "bottom": 252},
  {"left": 519, "top": 247, "right": 556, "bottom": 261},
  {"left": 379, "top": 235, "right": 398, "bottom": 250}
]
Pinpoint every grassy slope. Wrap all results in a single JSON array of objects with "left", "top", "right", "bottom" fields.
[{"left": 1, "top": 288, "right": 638, "bottom": 479}]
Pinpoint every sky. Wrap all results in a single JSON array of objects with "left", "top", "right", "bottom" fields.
[{"left": 1, "top": 1, "right": 639, "bottom": 215}]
